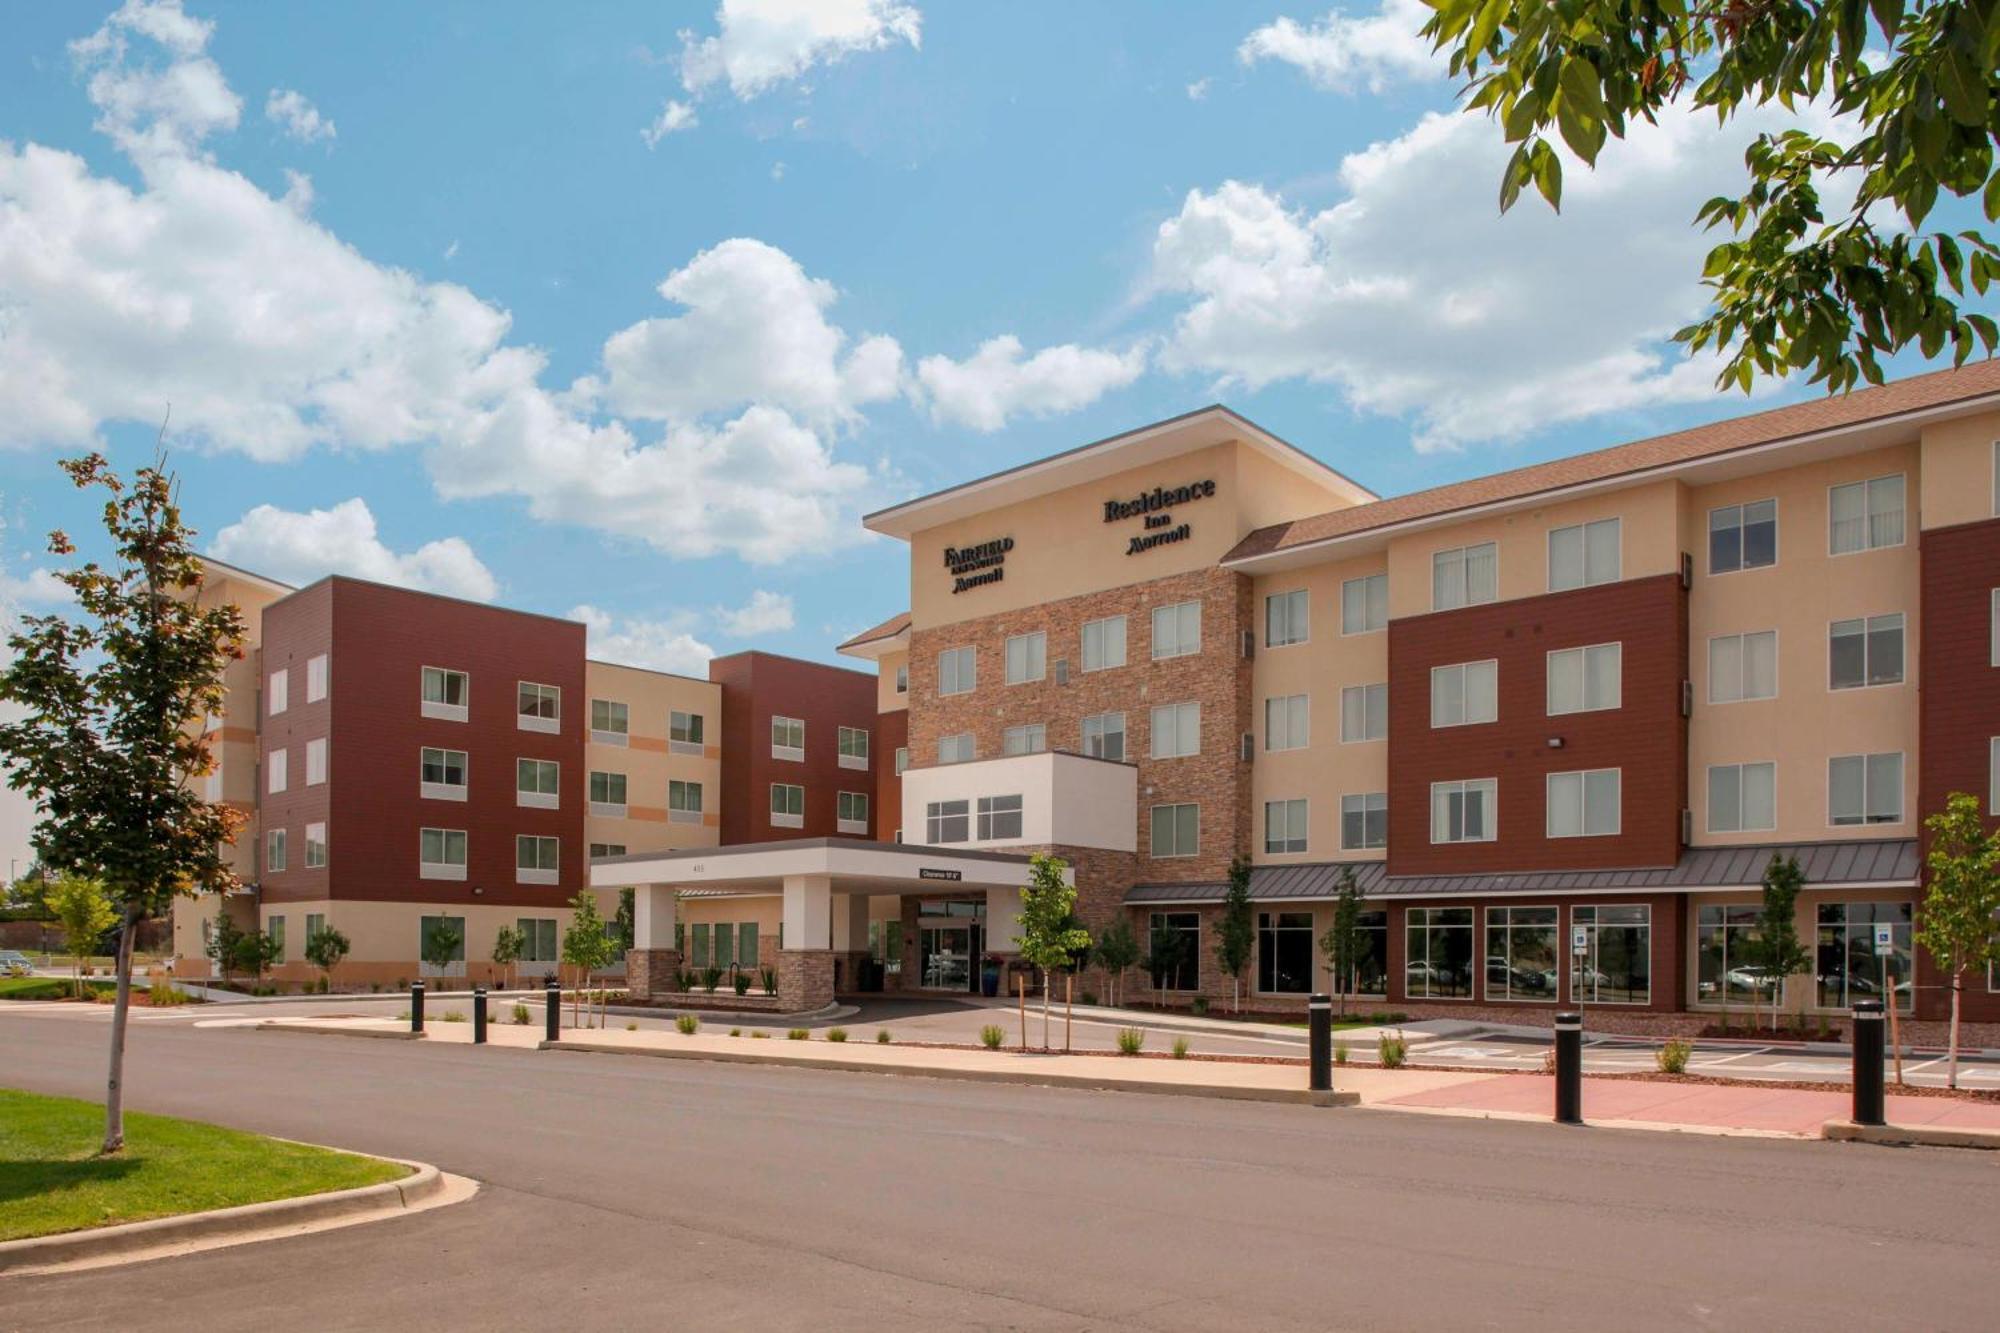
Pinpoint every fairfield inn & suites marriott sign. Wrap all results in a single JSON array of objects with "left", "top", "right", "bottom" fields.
[
  {"left": 944, "top": 536, "right": 1013, "bottom": 594},
  {"left": 1103, "top": 478, "right": 1215, "bottom": 555}
]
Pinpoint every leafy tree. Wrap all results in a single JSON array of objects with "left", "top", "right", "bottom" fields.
[
  {"left": 43, "top": 873, "right": 116, "bottom": 999},
  {"left": 304, "top": 925, "right": 350, "bottom": 993},
  {"left": 421, "top": 918, "right": 464, "bottom": 978},
  {"left": 1015, "top": 852, "right": 1093, "bottom": 1049},
  {"left": 1423, "top": 0, "right": 2000, "bottom": 395},
  {"left": 1917, "top": 791, "right": 2000, "bottom": 1088},
  {"left": 233, "top": 928, "right": 282, "bottom": 987},
  {"left": 1213, "top": 856, "right": 1255, "bottom": 1014},
  {"left": 1093, "top": 918, "right": 1141, "bottom": 1009},
  {"left": 1752, "top": 854, "right": 1812, "bottom": 1032},
  {"left": 561, "top": 891, "right": 615, "bottom": 1028},
  {"left": 0, "top": 450, "right": 247, "bottom": 1152},
  {"left": 1317, "top": 866, "right": 1365, "bottom": 1018},
  {"left": 614, "top": 888, "right": 635, "bottom": 953},
  {"left": 1145, "top": 919, "right": 1194, "bottom": 1008},
  {"left": 206, "top": 903, "right": 246, "bottom": 988},
  {"left": 490, "top": 923, "right": 525, "bottom": 991}
]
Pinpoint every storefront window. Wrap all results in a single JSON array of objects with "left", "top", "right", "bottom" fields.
[
  {"left": 1816, "top": 901, "right": 1913, "bottom": 1012},
  {"left": 1484, "top": 906, "right": 1559, "bottom": 1001},
  {"left": 1256, "top": 912, "right": 1314, "bottom": 993},
  {"left": 1147, "top": 911, "right": 1199, "bottom": 992},
  {"left": 1405, "top": 907, "right": 1473, "bottom": 999},
  {"left": 1695, "top": 904, "right": 1776, "bottom": 1007},
  {"left": 1343, "top": 910, "right": 1388, "bottom": 997},
  {"left": 1572, "top": 905, "right": 1650, "bottom": 1004}
]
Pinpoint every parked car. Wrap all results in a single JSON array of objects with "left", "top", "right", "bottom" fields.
[
  {"left": 0, "top": 950, "right": 33, "bottom": 977},
  {"left": 1485, "top": 957, "right": 1551, "bottom": 993}
]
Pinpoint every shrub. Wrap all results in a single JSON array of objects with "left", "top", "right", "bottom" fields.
[
  {"left": 626, "top": 1021, "right": 639, "bottom": 1031},
  {"left": 827, "top": 1028, "right": 848, "bottom": 1042},
  {"left": 1333, "top": 1040, "right": 1350, "bottom": 1066},
  {"left": 761, "top": 967, "right": 778, "bottom": 996},
  {"left": 733, "top": 972, "right": 750, "bottom": 996},
  {"left": 511, "top": 1003, "right": 531, "bottom": 1025},
  {"left": 751, "top": 1030, "right": 770, "bottom": 1039},
  {"left": 91, "top": 986, "right": 117, "bottom": 1004},
  {"left": 441, "top": 1010, "right": 467, "bottom": 1023},
  {"left": 701, "top": 966, "right": 723, "bottom": 993},
  {"left": 1657, "top": 1038, "right": 1694, "bottom": 1075},
  {"left": 1190, "top": 996, "right": 1210, "bottom": 1016},
  {"left": 876, "top": 1029, "right": 892, "bottom": 1044},
  {"left": 675, "top": 1014, "right": 699, "bottom": 1035},
  {"left": 1171, "top": 1036, "right": 1189, "bottom": 1059},
  {"left": 1540, "top": 1048, "right": 1558, "bottom": 1076},
  {"left": 729, "top": 1027, "right": 742, "bottom": 1037},
  {"left": 787, "top": 1028, "right": 809, "bottom": 1040},
  {"left": 1115, "top": 1028, "right": 1145, "bottom": 1055},
  {"left": 677, "top": 969, "right": 697, "bottom": 993},
  {"left": 147, "top": 982, "right": 190, "bottom": 1007},
  {"left": 979, "top": 1024, "right": 1005, "bottom": 1050},
  {"left": 1378, "top": 1031, "right": 1407, "bottom": 1068},
  {"left": 370, "top": 982, "right": 382, "bottom": 994},
  {"left": 1080, "top": 991, "right": 1099, "bottom": 1006}
]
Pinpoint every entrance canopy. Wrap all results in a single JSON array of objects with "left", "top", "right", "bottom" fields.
[{"left": 591, "top": 836, "right": 1043, "bottom": 895}]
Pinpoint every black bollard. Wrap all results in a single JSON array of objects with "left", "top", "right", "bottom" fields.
[
  {"left": 1554, "top": 1011, "right": 1583, "bottom": 1125},
  {"left": 1308, "top": 992, "right": 1332, "bottom": 1093},
  {"left": 410, "top": 978, "right": 425, "bottom": 1034},
  {"left": 1852, "top": 999, "right": 1885, "bottom": 1126},
  {"left": 473, "top": 985, "right": 487, "bottom": 1044},
  {"left": 545, "top": 976, "right": 562, "bottom": 1043}
]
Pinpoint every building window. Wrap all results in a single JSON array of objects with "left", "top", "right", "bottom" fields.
[
  {"left": 421, "top": 666, "right": 468, "bottom": 721},
  {"left": 305, "top": 737, "right": 327, "bottom": 786},
  {"left": 1546, "top": 643, "right": 1621, "bottom": 715},
  {"left": 1708, "top": 630, "right": 1778, "bottom": 703},
  {"left": 1340, "top": 683, "right": 1387, "bottom": 742},
  {"left": 1341, "top": 910, "right": 1389, "bottom": 997},
  {"left": 771, "top": 715, "right": 805, "bottom": 761},
  {"left": 419, "top": 747, "right": 468, "bottom": 798},
  {"left": 894, "top": 746, "right": 909, "bottom": 776},
  {"left": 515, "top": 835, "right": 559, "bottom": 884},
  {"left": 769, "top": 783, "right": 805, "bottom": 829},
  {"left": 589, "top": 770, "right": 628, "bottom": 814},
  {"left": 1710, "top": 499, "right": 1777, "bottom": 574},
  {"left": 517, "top": 918, "right": 559, "bottom": 964},
  {"left": 1431, "top": 778, "right": 1496, "bottom": 843},
  {"left": 1081, "top": 712, "right": 1125, "bottom": 762},
  {"left": 305, "top": 912, "right": 324, "bottom": 946},
  {"left": 1406, "top": 907, "right": 1474, "bottom": 999},
  {"left": 591, "top": 698, "right": 629, "bottom": 744},
  {"left": 1257, "top": 911, "right": 1314, "bottom": 993},
  {"left": 938, "top": 732, "right": 976, "bottom": 764},
  {"left": 1573, "top": 905, "right": 1650, "bottom": 1004},
  {"left": 517, "top": 681, "right": 560, "bottom": 733},
  {"left": 668, "top": 779, "right": 702, "bottom": 823},
  {"left": 1148, "top": 912, "right": 1200, "bottom": 992},
  {"left": 1342, "top": 573, "right": 1388, "bottom": 635},
  {"left": 1149, "top": 701, "right": 1201, "bottom": 759},
  {"left": 1264, "top": 799, "right": 1308, "bottom": 854},
  {"left": 419, "top": 827, "right": 467, "bottom": 880},
  {"left": 938, "top": 645, "right": 977, "bottom": 695},
  {"left": 1696, "top": 903, "right": 1777, "bottom": 1007},
  {"left": 669, "top": 710, "right": 703, "bottom": 753},
  {"left": 977, "top": 794, "right": 1023, "bottom": 840},
  {"left": 1829, "top": 474, "right": 1905, "bottom": 554},
  {"left": 1341, "top": 792, "right": 1387, "bottom": 850},
  {"left": 1264, "top": 694, "right": 1308, "bottom": 751},
  {"left": 1081, "top": 615, "right": 1127, "bottom": 671},
  {"left": 589, "top": 843, "right": 626, "bottom": 859},
  {"left": 267, "top": 747, "right": 287, "bottom": 794},
  {"left": 926, "top": 799, "right": 969, "bottom": 843},
  {"left": 1151, "top": 600, "right": 1201, "bottom": 659},
  {"left": 1830, "top": 752, "right": 1903, "bottom": 825},
  {"left": 417, "top": 914, "right": 466, "bottom": 972},
  {"left": 1005, "top": 631, "right": 1047, "bottom": 684},
  {"left": 1430, "top": 660, "right": 1498, "bottom": 728},
  {"left": 267, "top": 915, "right": 286, "bottom": 963},
  {"left": 268, "top": 668, "right": 288, "bottom": 717},
  {"left": 1002, "top": 723, "right": 1046, "bottom": 756},
  {"left": 265, "top": 827, "right": 286, "bottom": 873},
  {"left": 1266, "top": 589, "right": 1308, "bottom": 647},
  {"left": 1829, "top": 613, "right": 1904, "bottom": 689},
  {"left": 1707, "top": 762, "right": 1776, "bottom": 833},
  {"left": 1548, "top": 518, "right": 1621, "bottom": 592},
  {"left": 688, "top": 922, "right": 709, "bottom": 968},
  {"left": 304, "top": 822, "right": 326, "bottom": 869},
  {"left": 895, "top": 662, "right": 908, "bottom": 694},
  {"left": 1432, "top": 542, "right": 1497, "bottom": 611},
  {"left": 1816, "top": 901, "right": 1913, "bottom": 1012},
  {"left": 837, "top": 790, "right": 870, "bottom": 834},
  {"left": 838, "top": 725, "right": 870, "bottom": 769},
  {"left": 1485, "top": 905, "right": 1559, "bottom": 1001},
  {"left": 1151, "top": 803, "right": 1199, "bottom": 858},
  {"left": 306, "top": 653, "right": 328, "bottom": 702},
  {"left": 516, "top": 758, "right": 559, "bottom": 809},
  {"left": 1547, "top": 768, "right": 1620, "bottom": 838}
]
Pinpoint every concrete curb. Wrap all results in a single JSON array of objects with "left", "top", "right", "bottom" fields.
[
  {"left": 0, "top": 1156, "right": 444, "bottom": 1276},
  {"left": 259, "top": 1023, "right": 423, "bottom": 1041},
  {"left": 1823, "top": 1119, "right": 2000, "bottom": 1150},
  {"left": 537, "top": 1037, "right": 1359, "bottom": 1108}
]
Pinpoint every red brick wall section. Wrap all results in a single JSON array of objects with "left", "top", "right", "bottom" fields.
[
  {"left": 1386, "top": 573, "right": 1689, "bottom": 877},
  {"left": 875, "top": 707, "right": 908, "bottom": 840},
  {"left": 256, "top": 579, "right": 333, "bottom": 905},
  {"left": 708, "top": 652, "right": 881, "bottom": 845}
]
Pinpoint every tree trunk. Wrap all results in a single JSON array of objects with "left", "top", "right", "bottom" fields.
[
  {"left": 1040, "top": 969, "right": 1052, "bottom": 1051},
  {"left": 1947, "top": 972, "right": 1963, "bottom": 1090},
  {"left": 102, "top": 906, "right": 137, "bottom": 1154}
]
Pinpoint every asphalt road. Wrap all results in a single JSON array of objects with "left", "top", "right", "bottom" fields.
[{"left": 7, "top": 1009, "right": 1998, "bottom": 1332}]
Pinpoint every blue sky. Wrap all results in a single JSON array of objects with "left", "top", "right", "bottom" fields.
[{"left": 0, "top": 0, "right": 1983, "bottom": 674}]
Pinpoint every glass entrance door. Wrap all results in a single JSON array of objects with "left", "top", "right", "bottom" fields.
[{"left": 917, "top": 899, "right": 986, "bottom": 992}]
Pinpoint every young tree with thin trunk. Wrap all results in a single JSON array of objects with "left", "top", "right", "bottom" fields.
[
  {"left": 207, "top": 902, "right": 246, "bottom": 989},
  {"left": 1093, "top": 918, "right": 1140, "bottom": 1009},
  {"left": 421, "top": 918, "right": 463, "bottom": 992},
  {"left": 561, "top": 891, "right": 614, "bottom": 1028},
  {"left": 304, "top": 924, "right": 350, "bottom": 994},
  {"left": 1753, "top": 854, "right": 1811, "bottom": 1033},
  {"left": 1214, "top": 856, "right": 1255, "bottom": 1015},
  {"left": 491, "top": 924, "right": 524, "bottom": 992},
  {"left": 1917, "top": 792, "right": 2000, "bottom": 1089},
  {"left": 44, "top": 873, "right": 117, "bottom": 1000},
  {"left": 1317, "top": 866, "right": 1364, "bottom": 1018},
  {"left": 1015, "top": 853, "right": 1092, "bottom": 1050},
  {"left": 234, "top": 928, "right": 281, "bottom": 990},
  {"left": 0, "top": 449, "right": 246, "bottom": 1153},
  {"left": 1142, "top": 920, "right": 1191, "bottom": 1010}
]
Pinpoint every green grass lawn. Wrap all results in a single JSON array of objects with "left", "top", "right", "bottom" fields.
[
  {"left": 0, "top": 1088, "right": 407, "bottom": 1241},
  {"left": 0, "top": 977, "right": 114, "bottom": 1001}
]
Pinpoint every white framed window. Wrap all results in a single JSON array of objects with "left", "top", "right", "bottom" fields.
[
  {"left": 515, "top": 834, "right": 559, "bottom": 884},
  {"left": 1432, "top": 543, "right": 1496, "bottom": 611},
  {"left": 1340, "top": 683, "right": 1387, "bottom": 742},
  {"left": 1707, "top": 762, "right": 1776, "bottom": 833},
  {"left": 894, "top": 662, "right": 908, "bottom": 694},
  {"left": 1830, "top": 752, "right": 1903, "bottom": 825},
  {"left": 1829, "top": 474, "right": 1905, "bottom": 554},
  {"left": 268, "top": 916, "right": 286, "bottom": 963},
  {"left": 938, "top": 732, "right": 975, "bottom": 765},
  {"left": 1709, "top": 630, "right": 1778, "bottom": 703},
  {"left": 1151, "top": 803, "right": 1199, "bottom": 858},
  {"left": 304, "top": 822, "right": 326, "bottom": 869},
  {"left": 1005, "top": 631, "right": 1047, "bottom": 684},
  {"left": 1264, "top": 798, "right": 1307, "bottom": 854},
  {"left": 893, "top": 746, "right": 909, "bottom": 776},
  {"left": 517, "top": 681, "right": 560, "bottom": 733},
  {"left": 771, "top": 715, "right": 805, "bottom": 761},
  {"left": 1081, "top": 615, "right": 1127, "bottom": 671},
  {"left": 670, "top": 710, "right": 704, "bottom": 754},
  {"left": 1340, "top": 792, "right": 1387, "bottom": 850},
  {"left": 421, "top": 666, "right": 468, "bottom": 722},
  {"left": 1264, "top": 694, "right": 1308, "bottom": 751},
  {"left": 1342, "top": 573, "right": 1388, "bottom": 635},
  {"left": 669, "top": 779, "right": 702, "bottom": 823},
  {"left": 1548, "top": 517, "right": 1621, "bottom": 592},
  {"left": 266, "top": 827, "right": 287, "bottom": 873},
  {"left": 306, "top": 653, "right": 328, "bottom": 703},
  {"left": 1430, "top": 660, "right": 1498, "bottom": 728},
  {"left": 1002, "top": 723, "right": 1046, "bottom": 756},
  {"left": 1709, "top": 499, "right": 1778, "bottom": 574},
  {"left": 589, "top": 770, "right": 627, "bottom": 816},
  {"left": 1830, "top": 613, "right": 1904, "bottom": 689},
  {"left": 1151, "top": 600, "right": 1201, "bottom": 659},
  {"left": 1150, "top": 701, "right": 1201, "bottom": 759},
  {"left": 1081, "top": 711, "right": 1125, "bottom": 762},
  {"left": 769, "top": 782, "right": 805, "bottom": 828},
  {"left": 837, "top": 790, "right": 870, "bottom": 834},
  {"left": 591, "top": 698, "right": 629, "bottom": 745},
  {"left": 305, "top": 737, "right": 327, "bottom": 786},
  {"left": 516, "top": 758, "right": 559, "bottom": 809},
  {"left": 1547, "top": 768, "right": 1621, "bottom": 838},
  {"left": 1430, "top": 779, "right": 1496, "bottom": 843},
  {"left": 268, "top": 668, "right": 288, "bottom": 717},
  {"left": 420, "top": 746, "right": 468, "bottom": 801},
  {"left": 419, "top": 827, "right": 468, "bottom": 880},
  {"left": 977, "top": 794, "right": 1023, "bottom": 840},
  {"left": 838, "top": 725, "right": 870, "bottom": 769},
  {"left": 926, "top": 799, "right": 969, "bottom": 844},
  {"left": 267, "top": 746, "right": 288, "bottom": 794},
  {"left": 589, "top": 843, "right": 626, "bottom": 860},
  {"left": 1546, "top": 642, "right": 1621, "bottom": 715},
  {"left": 1266, "top": 589, "right": 1308, "bottom": 647},
  {"left": 938, "top": 645, "right": 976, "bottom": 696}
]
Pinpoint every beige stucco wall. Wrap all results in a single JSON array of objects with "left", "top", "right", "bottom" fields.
[
  {"left": 875, "top": 647, "right": 910, "bottom": 713},
  {"left": 583, "top": 661, "right": 723, "bottom": 856},
  {"left": 197, "top": 568, "right": 288, "bottom": 883},
  {"left": 1918, "top": 413, "right": 2000, "bottom": 530}
]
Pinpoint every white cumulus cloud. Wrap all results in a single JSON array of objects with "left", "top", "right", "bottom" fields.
[
  {"left": 640, "top": 99, "right": 698, "bottom": 147},
  {"left": 1186, "top": 77, "right": 1212, "bottom": 101},
  {"left": 715, "top": 588, "right": 794, "bottom": 637},
  {"left": 209, "top": 498, "right": 500, "bottom": 601},
  {"left": 69, "top": 0, "right": 241, "bottom": 161},
  {"left": 264, "top": 88, "right": 334, "bottom": 143},
  {"left": 570, "top": 604, "right": 715, "bottom": 676},
  {"left": 1237, "top": 1, "right": 1443, "bottom": 94},
  {"left": 679, "top": 0, "right": 921, "bottom": 101},
  {"left": 915, "top": 336, "right": 1147, "bottom": 432}
]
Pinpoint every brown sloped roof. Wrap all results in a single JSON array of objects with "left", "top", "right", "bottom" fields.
[
  {"left": 835, "top": 610, "right": 911, "bottom": 652},
  {"left": 1225, "top": 360, "right": 2000, "bottom": 563}
]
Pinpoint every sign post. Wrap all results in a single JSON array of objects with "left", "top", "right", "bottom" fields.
[
  {"left": 1875, "top": 923, "right": 1904, "bottom": 1085},
  {"left": 1570, "top": 925, "right": 1589, "bottom": 1006}
]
